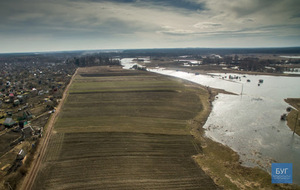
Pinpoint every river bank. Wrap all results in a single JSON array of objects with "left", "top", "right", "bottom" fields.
[
  {"left": 285, "top": 98, "right": 300, "bottom": 136},
  {"left": 185, "top": 81, "right": 299, "bottom": 189},
  {"left": 148, "top": 67, "right": 300, "bottom": 185},
  {"left": 170, "top": 76, "right": 299, "bottom": 189},
  {"left": 121, "top": 58, "right": 300, "bottom": 188}
]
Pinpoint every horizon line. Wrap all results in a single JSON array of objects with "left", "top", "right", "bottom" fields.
[{"left": 1, "top": 46, "right": 300, "bottom": 55}]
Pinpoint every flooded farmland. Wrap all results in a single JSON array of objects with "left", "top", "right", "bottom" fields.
[{"left": 121, "top": 58, "right": 300, "bottom": 185}]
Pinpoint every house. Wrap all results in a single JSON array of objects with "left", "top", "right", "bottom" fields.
[
  {"left": 34, "top": 127, "right": 43, "bottom": 137},
  {"left": 6, "top": 81, "right": 11, "bottom": 87},
  {"left": 9, "top": 93, "right": 14, "bottom": 98},
  {"left": 13, "top": 99, "right": 20, "bottom": 106},
  {"left": 38, "top": 90, "right": 44, "bottom": 96},
  {"left": 6, "top": 111, "right": 13, "bottom": 117},
  {"left": 16, "top": 149, "right": 26, "bottom": 160},
  {"left": 21, "top": 125, "right": 34, "bottom": 139},
  {"left": 31, "top": 88, "right": 37, "bottom": 94},
  {"left": 3, "top": 118, "right": 16, "bottom": 128},
  {"left": 17, "top": 95, "right": 23, "bottom": 100},
  {"left": 23, "top": 110, "right": 33, "bottom": 120}
]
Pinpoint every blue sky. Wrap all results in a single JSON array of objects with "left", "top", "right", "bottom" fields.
[{"left": 1, "top": 0, "right": 300, "bottom": 53}]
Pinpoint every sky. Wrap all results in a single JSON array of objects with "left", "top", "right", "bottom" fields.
[{"left": 1, "top": 0, "right": 300, "bottom": 53}]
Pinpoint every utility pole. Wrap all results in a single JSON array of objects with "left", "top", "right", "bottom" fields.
[{"left": 240, "top": 84, "right": 244, "bottom": 96}]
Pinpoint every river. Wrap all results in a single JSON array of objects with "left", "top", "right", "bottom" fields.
[{"left": 121, "top": 58, "right": 300, "bottom": 185}]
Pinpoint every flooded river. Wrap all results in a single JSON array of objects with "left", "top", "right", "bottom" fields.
[{"left": 121, "top": 58, "right": 300, "bottom": 185}]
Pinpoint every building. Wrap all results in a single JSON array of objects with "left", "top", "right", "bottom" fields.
[
  {"left": 3, "top": 118, "right": 16, "bottom": 128},
  {"left": 21, "top": 125, "right": 34, "bottom": 139},
  {"left": 16, "top": 149, "right": 26, "bottom": 160},
  {"left": 9, "top": 93, "right": 14, "bottom": 98},
  {"left": 23, "top": 110, "right": 33, "bottom": 120}
]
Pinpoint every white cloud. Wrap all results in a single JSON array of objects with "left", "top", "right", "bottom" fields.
[{"left": 0, "top": 0, "right": 299, "bottom": 52}]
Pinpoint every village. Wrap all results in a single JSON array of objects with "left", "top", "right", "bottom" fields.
[{"left": 0, "top": 53, "right": 77, "bottom": 187}]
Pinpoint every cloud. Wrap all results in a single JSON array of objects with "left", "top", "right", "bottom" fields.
[
  {"left": 158, "top": 26, "right": 196, "bottom": 36},
  {"left": 0, "top": 1, "right": 153, "bottom": 35},
  {"left": 69, "top": 0, "right": 206, "bottom": 12},
  {"left": 193, "top": 22, "right": 222, "bottom": 29},
  {"left": 0, "top": 0, "right": 299, "bottom": 52}
]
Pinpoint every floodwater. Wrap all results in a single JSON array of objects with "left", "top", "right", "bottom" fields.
[
  {"left": 280, "top": 56, "right": 300, "bottom": 59},
  {"left": 284, "top": 71, "right": 300, "bottom": 75},
  {"left": 120, "top": 57, "right": 150, "bottom": 69},
  {"left": 120, "top": 58, "right": 300, "bottom": 185}
]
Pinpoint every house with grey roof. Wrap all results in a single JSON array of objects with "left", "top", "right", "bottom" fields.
[{"left": 3, "top": 118, "right": 16, "bottom": 128}]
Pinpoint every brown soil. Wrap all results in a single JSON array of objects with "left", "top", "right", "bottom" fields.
[
  {"left": 0, "top": 131, "right": 20, "bottom": 157},
  {"left": 285, "top": 98, "right": 300, "bottom": 136},
  {"left": 29, "top": 66, "right": 220, "bottom": 190}
]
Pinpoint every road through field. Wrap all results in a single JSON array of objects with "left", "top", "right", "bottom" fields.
[
  {"left": 20, "top": 69, "right": 78, "bottom": 190},
  {"left": 30, "top": 66, "right": 219, "bottom": 190}
]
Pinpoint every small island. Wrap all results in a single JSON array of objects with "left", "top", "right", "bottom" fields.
[{"left": 285, "top": 98, "right": 300, "bottom": 136}]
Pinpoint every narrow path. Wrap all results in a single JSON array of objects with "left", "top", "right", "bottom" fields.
[{"left": 20, "top": 69, "right": 78, "bottom": 190}]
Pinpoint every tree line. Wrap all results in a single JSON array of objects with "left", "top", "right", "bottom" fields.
[{"left": 67, "top": 54, "right": 120, "bottom": 67}]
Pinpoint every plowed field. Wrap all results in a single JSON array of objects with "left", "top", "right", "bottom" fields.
[{"left": 32, "top": 66, "right": 219, "bottom": 190}]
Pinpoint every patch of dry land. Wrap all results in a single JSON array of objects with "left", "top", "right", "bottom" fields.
[
  {"left": 30, "top": 66, "right": 299, "bottom": 190},
  {"left": 285, "top": 98, "right": 300, "bottom": 136}
]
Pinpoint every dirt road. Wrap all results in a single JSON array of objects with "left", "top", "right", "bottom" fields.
[{"left": 20, "top": 69, "right": 78, "bottom": 190}]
